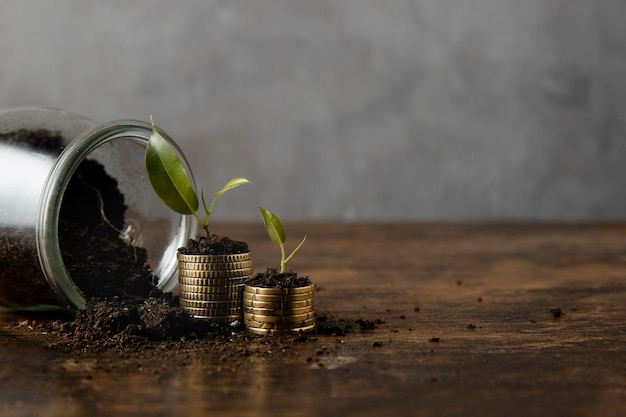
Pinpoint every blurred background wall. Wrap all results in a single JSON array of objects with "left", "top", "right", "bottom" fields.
[{"left": 1, "top": 0, "right": 626, "bottom": 221}]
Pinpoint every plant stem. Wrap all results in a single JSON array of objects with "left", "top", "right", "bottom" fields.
[
  {"left": 279, "top": 243, "right": 286, "bottom": 273},
  {"left": 190, "top": 212, "right": 209, "bottom": 236}
]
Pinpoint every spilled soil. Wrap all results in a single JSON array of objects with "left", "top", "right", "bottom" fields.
[{"left": 1, "top": 129, "right": 379, "bottom": 360}]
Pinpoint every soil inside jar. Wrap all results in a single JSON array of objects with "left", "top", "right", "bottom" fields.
[
  {"left": 59, "top": 158, "right": 156, "bottom": 299},
  {"left": 0, "top": 129, "right": 209, "bottom": 341},
  {"left": 0, "top": 129, "right": 70, "bottom": 307},
  {"left": 0, "top": 128, "right": 154, "bottom": 304}
]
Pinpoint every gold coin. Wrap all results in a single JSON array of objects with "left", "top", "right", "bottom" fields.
[
  {"left": 178, "top": 276, "right": 248, "bottom": 286},
  {"left": 178, "top": 260, "right": 253, "bottom": 271},
  {"left": 183, "top": 308, "right": 241, "bottom": 316},
  {"left": 179, "top": 290, "right": 242, "bottom": 302},
  {"left": 182, "top": 304, "right": 241, "bottom": 313},
  {"left": 243, "top": 285, "right": 315, "bottom": 296},
  {"left": 244, "top": 320, "right": 315, "bottom": 329},
  {"left": 242, "top": 292, "right": 314, "bottom": 303},
  {"left": 179, "top": 298, "right": 241, "bottom": 309},
  {"left": 177, "top": 253, "right": 251, "bottom": 263},
  {"left": 181, "top": 308, "right": 242, "bottom": 317},
  {"left": 178, "top": 268, "right": 253, "bottom": 279},
  {"left": 242, "top": 299, "right": 313, "bottom": 309},
  {"left": 243, "top": 305, "right": 314, "bottom": 316},
  {"left": 243, "top": 311, "right": 315, "bottom": 324},
  {"left": 244, "top": 317, "right": 316, "bottom": 329},
  {"left": 182, "top": 306, "right": 242, "bottom": 316},
  {"left": 245, "top": 322, "right": 316, "bottom": 334},
  {"left": 187, "top": 313, "right": 242, "bottom": 322},
  {"left": 179, "top": 282, "right": 242, "bottom": 292},
  {"left": 178, "top": 282, "right": 243, "bottom": 294}
]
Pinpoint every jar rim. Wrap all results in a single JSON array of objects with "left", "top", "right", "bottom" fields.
[{"left": 36, "top": 119, "right": 195, "bottom": 311}]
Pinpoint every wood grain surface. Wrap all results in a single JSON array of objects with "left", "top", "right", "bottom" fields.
[{"left": 1, "top": 222, "right": 625, "bottom": 416}]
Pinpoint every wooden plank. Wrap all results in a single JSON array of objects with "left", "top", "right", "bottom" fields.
[{"left": 1, "top": 222, "right": 625, "bottom": 416}]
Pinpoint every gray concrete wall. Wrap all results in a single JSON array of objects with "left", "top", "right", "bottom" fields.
[{"left": 2, "top": 0, "right": 626, "bottom": 220}]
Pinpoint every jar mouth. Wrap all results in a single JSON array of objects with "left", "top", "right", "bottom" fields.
[{"left": 37, "top": 120, "right": 195, "bottom": 311}]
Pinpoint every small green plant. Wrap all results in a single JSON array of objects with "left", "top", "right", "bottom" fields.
[
  {"left": 259, "top": 207, "right": 307, "bottom": 273},
  {"left": 145, "top": 116, "right": 252, "bottom": 235}
]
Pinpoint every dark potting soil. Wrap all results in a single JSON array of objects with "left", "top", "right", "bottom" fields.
[
  {"left": 178, "top": 234, "right": 249, "bottom": 255},
  {"left": 0, "top": 128, "right": 191, "bottom": 341},
  {"left": 245, "top": 268, "right": 312, "bottom": 288},
  {"left": 0, "top": 128, "right": 155, "bottom": 301},
  {"left": 20, "top": 307, "right": 379, "bottom": 355},
  {"left": 0, "top": 227, "right": 61, "bottom": 307},
  {"left": 0, "top": 129, "right": 68, "bottom": 307},
  {"left": 0, "top": 128, "right": 65, "bottom": 151},
  {"left": 61, "top": 295, "right": 224, "bottom": 347},
  {"left": 3, "top": 129, "right": 379, "bottom": 354},
  {"left": 59, "top": 158, "right": 156, "bottom": 299}
]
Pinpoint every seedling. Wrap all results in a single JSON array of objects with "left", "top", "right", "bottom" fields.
[
  {"left": 145, "top": 116, "right": 252, "bottom": 235},
  {"left": 259, "top": 207, "right": 307, "bottom": 273}
]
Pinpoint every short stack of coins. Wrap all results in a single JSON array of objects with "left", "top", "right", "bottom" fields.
[
  {"left": 242, "top": 284, "right": 315, "bottom": 335},
  {"left": 177, "top": 252, "right": 253, "bottom": 323}
]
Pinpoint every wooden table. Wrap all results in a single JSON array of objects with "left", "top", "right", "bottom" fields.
[{"left": 1, "top": 222, "right": 625, "bottom": 416}]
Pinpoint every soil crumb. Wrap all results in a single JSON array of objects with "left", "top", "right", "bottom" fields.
[
  {"left": 246, "top": 268, "right": 312, "bottom": 288},
  {"left": 59, "top": 159, "right": 155, "bottom": 299},
  {"left": 33, "top": 294, "right": 234, "bottom": 351},
  {"left": 314, "top": 315, "right": 382, "bottom": 336},
  {"left": 178, "top": 234, "right": 249, "bottom": 255},
  {"left": 21, "top": 308, "right": 375, "bottom": 354}
]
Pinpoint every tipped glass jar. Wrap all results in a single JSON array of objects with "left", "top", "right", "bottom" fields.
[{"left": 0, "top": 107, "right": 196, "bottom": 311}]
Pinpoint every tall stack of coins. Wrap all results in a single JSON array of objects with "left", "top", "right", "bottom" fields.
[
  {"left": 177, "top": 252, "right": 253, "bottom": 322},
  {"left": 242, "top": 284, "right": 315, "bottom": 335}
]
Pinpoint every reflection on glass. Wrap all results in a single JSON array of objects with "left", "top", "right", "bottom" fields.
[{"left": 0, "top": 143, "right": 55, "bottom": 227}]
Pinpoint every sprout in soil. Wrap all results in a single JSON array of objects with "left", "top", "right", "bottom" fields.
[
  {"left": 259, "top": 207, "right": 307, "bottom": 273},
  {"left": 145, "top": 116, "right": 252, "bottom": 235}
]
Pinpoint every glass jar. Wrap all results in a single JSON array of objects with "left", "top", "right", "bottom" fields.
[{"left": 0, "top": 107, "right": 197, "bottom": 311}]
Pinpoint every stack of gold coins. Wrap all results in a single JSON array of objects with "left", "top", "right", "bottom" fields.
[
  {"left": 177, "top": 252, "right": 253, "bottom": 322},
  {"left": 242, "top": 284, "right": 315, "bottom": 335}
]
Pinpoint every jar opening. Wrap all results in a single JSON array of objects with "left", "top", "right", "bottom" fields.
[{"left": 37, "top": 121, "right": 195, "bottom": 310}]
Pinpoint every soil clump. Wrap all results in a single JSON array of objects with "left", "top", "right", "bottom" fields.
[
  {"left": 178, "top": 234, "right": 249, "bottom": 255},
  {"left": 0, "top": 129, "right": 68, "bottom": 307},
  {"left": 246, "top": 268, "right": 312, "bottom": 288},
  {"left": 59, "top": 158, "right": 156, "bottom": 298}
]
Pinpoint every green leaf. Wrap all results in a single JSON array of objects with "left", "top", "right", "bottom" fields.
[
  {"left": 284, "top": 234, "right": 307, "bottom": 267},
  {"left": 206, "top": 178, "right": 254, "bottom": 220},
  {"left": 215, "top": 177, "right": 254, "bottom": 198},
  {"left": 259, "top": 207, "right": 286, "bottom": 246},
  {"left": 145, "top": 116, "right": 199, "bottom": 215}
]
